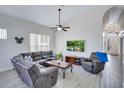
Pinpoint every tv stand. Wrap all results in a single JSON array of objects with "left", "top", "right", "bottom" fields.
[{"left": 65, "top": 56, "right": 81, "bottom": 65}]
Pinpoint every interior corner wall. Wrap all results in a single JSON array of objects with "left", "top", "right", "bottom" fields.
[
  {"left": 0, "top": 14, "right": 55, "bottom": 72},
  {"left": 55, "top": 6, "right": 111, "bottom": 57}
]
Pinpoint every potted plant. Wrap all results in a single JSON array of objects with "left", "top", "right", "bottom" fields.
[{"left": 56, "top": 53, "right": 63, "bottom": 61}]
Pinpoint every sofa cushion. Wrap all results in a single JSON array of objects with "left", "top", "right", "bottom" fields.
[
  {"left": 47, "top": 50, "right": 53, "bottom": 57},
  {"left": 43, "top": 51, "right": 48, "bottom": 55},
  {"left": 44, "top": 51, "right": 50, "bottom": 56},
  {"left": 17, "top": 59, "right": 34, "bottom": 68},
  {"left": 32, "top": 52, "right": 42, "bottom": 61},
  {"left": 41, "top": 51, "right": 45, "bottom": 58},
  {"left": 39, "top": 67, "right": 48, "bottom": 73},
  {"left": 33, "top": 56, "right": 42, "bottom": 61},
  {"left": 28, "top": 64, "right": 44, "bottom": 84}
]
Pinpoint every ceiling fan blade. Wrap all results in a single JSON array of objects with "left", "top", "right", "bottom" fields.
[
  {"left": 50, "top": 27, "right": 57, "bottom": 29},
  {"left": 56, "top": 25, "right": 62, "bottom": 27},
  {"left": 62, "top": 28, "right": 67, "bottom": 32},
  {"left": 62, "top": 27, "right": 70, "bottom": 29}
]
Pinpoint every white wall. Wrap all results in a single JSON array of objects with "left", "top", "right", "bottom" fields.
[
  {"left": 0, "top": 14, "right": 55, "bottom": 72},
  {"left": 122, "top": 37, "right": 124, "bottom": 87},
  {"left": 55, "top": 6, "right": 111, "bottom": 58}
]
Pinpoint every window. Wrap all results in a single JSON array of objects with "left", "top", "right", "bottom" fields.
[
  {"left": 0, "top": 28, "right": 7, "bottom": 39},
  {"left": 30, "top": 33, "right": 50, "bottom": 52}
]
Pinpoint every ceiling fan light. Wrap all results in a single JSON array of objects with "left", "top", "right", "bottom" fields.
[{"left": 57, "top": 27, "right": 62, "bottom": 31}]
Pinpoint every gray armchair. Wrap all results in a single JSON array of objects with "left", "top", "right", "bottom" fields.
[{"left": 81, "top": 52, "right": 106, "bottom": 74}]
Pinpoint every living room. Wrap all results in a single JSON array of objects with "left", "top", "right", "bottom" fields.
[{"left": 0, "top": 4, "right": 124, "bottom": 88}]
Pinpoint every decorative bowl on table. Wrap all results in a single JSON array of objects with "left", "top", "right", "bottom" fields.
[{"left": 57, "top": 60, "right": 61, "bottom": 65}]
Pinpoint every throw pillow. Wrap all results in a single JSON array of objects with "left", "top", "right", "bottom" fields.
[
  {"left": 96, "top": 52, "right": 108, "bottom": 63},
  {"left": 24, "top": 55, "right": 33, "bottom": 62}
]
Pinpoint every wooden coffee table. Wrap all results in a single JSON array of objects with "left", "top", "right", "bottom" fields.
[{"left": 46, "top": 60, "right": 73, "bottom": 79}]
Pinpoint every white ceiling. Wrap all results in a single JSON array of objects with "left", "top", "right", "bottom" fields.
[{"left": 0, "top": 5, "right": 96, "bottom": 27}]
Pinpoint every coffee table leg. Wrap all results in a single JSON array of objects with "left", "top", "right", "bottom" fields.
[
  {"left": 63, "top": 69, "right": 66, "bottom": 79},
  {"left": 71, "top": 65, "right": 73, "bottom": 73}
]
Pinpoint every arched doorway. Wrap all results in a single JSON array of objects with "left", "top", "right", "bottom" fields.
[
  {"left": 103, "top": 7, "right": 121, "bottom": 56},
  {"left": 102, "top": 6, "right": 123, "bottom": 87}
]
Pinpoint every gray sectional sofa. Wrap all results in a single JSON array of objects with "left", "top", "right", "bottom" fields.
[{"left": 11, "top": 50, "right": 58, "bottom": 88}]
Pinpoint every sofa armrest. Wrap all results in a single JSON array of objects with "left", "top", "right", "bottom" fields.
[
  {"left": 16, "top": 62, "right": 30, "bottom": 70},
  {"left": 92, "top": 62, "right": 105, "bottom": 74}
]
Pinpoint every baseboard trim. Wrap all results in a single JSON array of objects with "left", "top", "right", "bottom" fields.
[{"left": 0, "top": 67, "right": 14, "bottom": 72}]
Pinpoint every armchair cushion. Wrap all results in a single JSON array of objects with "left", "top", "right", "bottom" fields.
[
  {"left": 81, "top": 57, "right": 92, "bottom": 62},
  {"left": 82, "top": 61, "right": 93, "bottom": 67}
]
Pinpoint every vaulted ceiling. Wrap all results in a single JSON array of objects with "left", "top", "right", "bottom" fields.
[{"left": 0, "top": 5, "right": 111, "bottom": 27}]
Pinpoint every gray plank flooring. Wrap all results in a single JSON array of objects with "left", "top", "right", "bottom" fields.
[{"left": 0, "top": 55, "right": 123, "bottom": 88}]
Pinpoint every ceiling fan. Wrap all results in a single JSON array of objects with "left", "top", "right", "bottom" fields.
[{"left": 50, "top": 9, "right": 70, "bottom": 32}]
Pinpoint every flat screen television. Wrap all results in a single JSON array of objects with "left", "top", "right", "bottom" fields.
[{"left": 67, "top": 40, "right": 85, "bottom": 52}]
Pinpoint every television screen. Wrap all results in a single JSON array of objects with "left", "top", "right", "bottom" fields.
[{"left": 67, "top": 40, "right": 85, "bottom": 52}]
